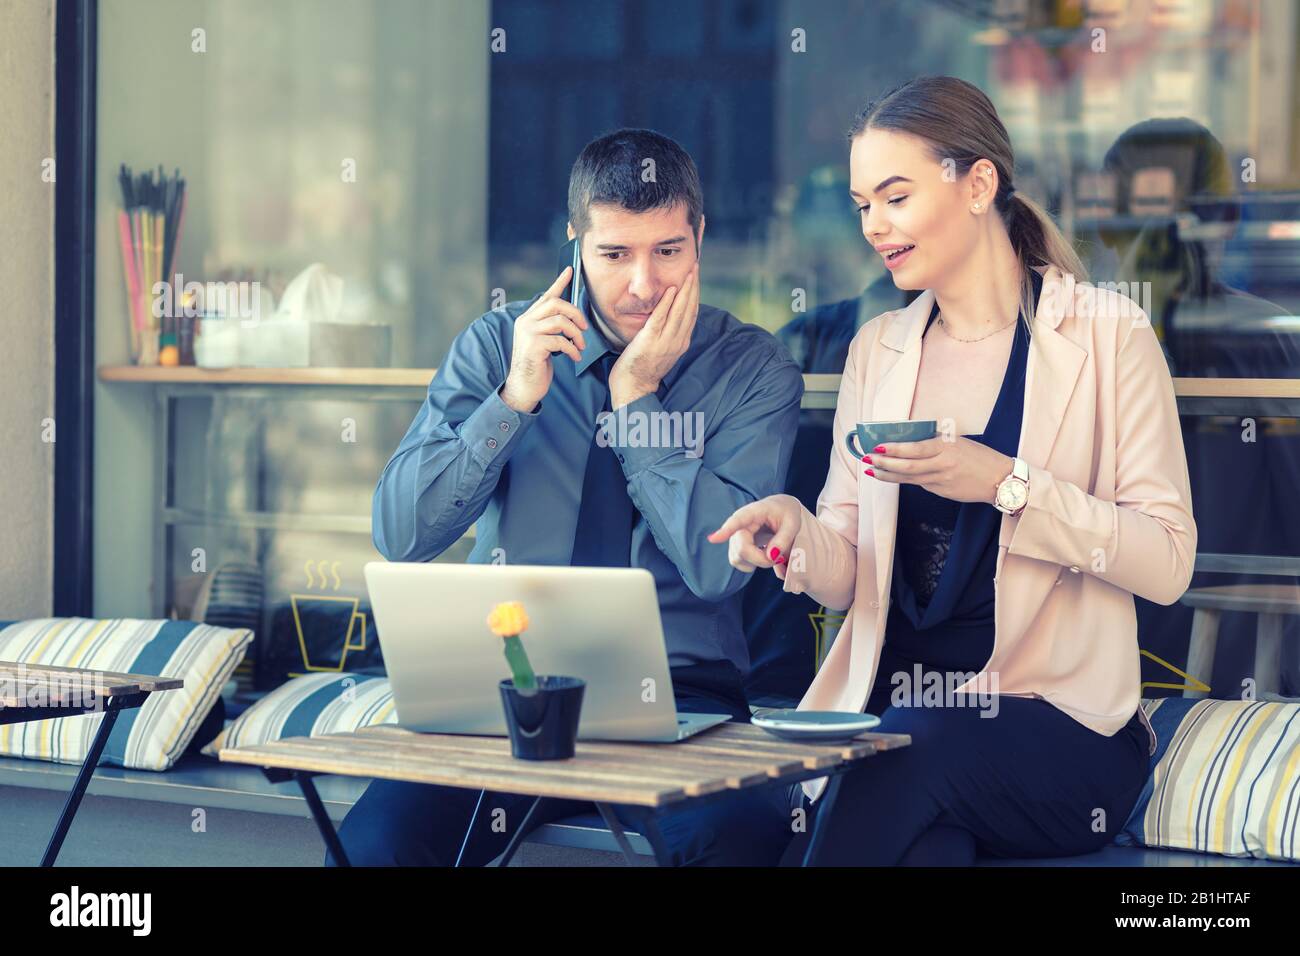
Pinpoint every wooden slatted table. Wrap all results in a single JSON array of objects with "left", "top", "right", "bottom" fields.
[
  {"left": 0, "top": 662, "right": 183, "bottom": 865},
  {"left": 219, "top": 721, "right": 911, "bottom": 866}
]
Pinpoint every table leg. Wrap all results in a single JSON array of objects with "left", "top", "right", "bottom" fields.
[
  {"left": 493, "top": 796, "right": 545, "bottom": 868},
  {"left": 1184, "top": 608, "right": 1221, "bottom": 699},
  {"left": 294, "top": 771, "right": 350, "bottom": 867},
  {"left": 1255, "top": 613, "right": 1283, "bottom": 699},
  {"left": 40, "top": 697, "right": 128, "bottom": 867},
  {"left": 455, "top": 788, "right": 488, "bottom": 867},
  {"left": 594, "top": 802, "right": 656, "bottom": 867},
  {"left": 457, "top": 792, "right": 548, "bottom": 867}
]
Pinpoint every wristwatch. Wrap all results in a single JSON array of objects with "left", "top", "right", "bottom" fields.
[{"left": 994, "top": 456, "right": 1030, "bottom": 516}]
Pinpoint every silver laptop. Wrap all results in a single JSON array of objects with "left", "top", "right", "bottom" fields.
[{"left": 363, "top": 562, "right": 733, "bottom": 742}]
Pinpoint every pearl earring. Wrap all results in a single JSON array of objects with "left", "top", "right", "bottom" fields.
[{"left": 972, "top": 202, "right": 982, "bottom": 211}]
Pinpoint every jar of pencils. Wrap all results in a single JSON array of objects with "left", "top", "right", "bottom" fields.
[{"left": 116, "top": 163, "right": 186, "bottom": 365}]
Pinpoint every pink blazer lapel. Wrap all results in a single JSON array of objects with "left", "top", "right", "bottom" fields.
[
  {"left": 866, "top": 292, "right": 933, "bottom": 603},
  {"left": 998, "top": 268, "right": 1089, "bottom": 553},
  {"left": 1020, "top": 268, "right": 1088, "bottom": 469},
  {"left": 991, "top": 268, "right": 1090, "bottom": 645}
]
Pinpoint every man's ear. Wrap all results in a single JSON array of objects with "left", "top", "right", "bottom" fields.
[
  {"left": 695, "top": 214, "right": 706, "bottom": 259},
  {"left": 566, "top": 222, "right": 576, "bottom": 241}
]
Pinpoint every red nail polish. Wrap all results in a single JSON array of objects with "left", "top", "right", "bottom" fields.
[
  {"left": 873, "top": 445, "right": 886, "bottom": 453},
  {"left": 776, "top": 556, "right": 787, "bottom": 565},
  {"left": 769, "top": 546, "right": 781, "bottom": 560},
  {"left": 866, "top": 468, "right": 876, "bottom": 477},
  {"left": 863, "top": 455, "right": 873, "bottom": 464}
]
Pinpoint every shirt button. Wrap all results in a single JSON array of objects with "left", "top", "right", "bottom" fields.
[
  {"left": 454, "top": 499, "right": 464, "bottom": 507},
  {"left": 1069, "top": 565, "right": 1080, "bottom": 573},
  {"left": 869, "top": 600, "right": 880, "bottom": 609},
  {"left": 499, "top": 422, "right": 510, "bottom": 432},
  {"left": 616, "top": 454, "right": 625, "bottom": 464},
  {"left": 486, "top": 438, "right": 498, "bottom": 449}
]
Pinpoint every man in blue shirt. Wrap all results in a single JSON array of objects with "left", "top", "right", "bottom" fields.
[{"left": 333, "top": 129, "right": 802, "bottom": 866}]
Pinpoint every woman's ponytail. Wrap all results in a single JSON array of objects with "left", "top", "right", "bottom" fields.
[{"left": 1003, "top": 191, "right": 1088, "bottom": 324}]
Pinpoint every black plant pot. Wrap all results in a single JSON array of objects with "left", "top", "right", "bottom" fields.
[{"left": 498, "top": 676, "right": 586, "bottom": 760}]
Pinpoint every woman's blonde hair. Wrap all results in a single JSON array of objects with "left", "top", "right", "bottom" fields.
[{"left": 848, "top": 75, "right": 1087, "bottom": 327}]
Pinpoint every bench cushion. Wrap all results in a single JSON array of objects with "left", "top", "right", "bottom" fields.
[
  {"left": 1117, "top": 696, "right": 1300, "bottom": 862},
  {"left": 201, "top": 671, "right": 395, "bottom": 755},
  {"left": 0, "top": 618, "right": 251, "bottom": 771}
]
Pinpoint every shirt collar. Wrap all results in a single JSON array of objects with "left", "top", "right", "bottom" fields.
[
  {"left": 575, "top": 285, "right": 621, "bottom": 376},
  {"left": 572, "top": 287, "right": 691, "bottom": 400}
]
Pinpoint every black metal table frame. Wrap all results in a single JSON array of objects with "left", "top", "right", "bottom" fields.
[
  {"left": 270, "top": 758, "right": 864, "bottom": 868},
  {"left": 0, "top": 691, "right": 151, "bottom": 866}
]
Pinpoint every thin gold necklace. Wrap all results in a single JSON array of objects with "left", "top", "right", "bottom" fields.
[{"left": 935, "top": 311, "right": 1019, "bottom": 343}]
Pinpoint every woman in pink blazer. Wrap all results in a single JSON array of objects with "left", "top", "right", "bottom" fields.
[{"left": 710, "top": 76, "right": 1197, "bottom": 865}]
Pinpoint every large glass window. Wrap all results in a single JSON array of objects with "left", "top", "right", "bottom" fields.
[{"left": 94, "top": 0, "right": 1300, "bottom": 710}]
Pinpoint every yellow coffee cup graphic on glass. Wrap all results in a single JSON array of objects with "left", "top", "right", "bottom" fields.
[
  {"left": 290, "top": 558, "right": 368, "bottom": 672},
  {"left": 288, "top": 594, "right": 368, "bottom": 672}
]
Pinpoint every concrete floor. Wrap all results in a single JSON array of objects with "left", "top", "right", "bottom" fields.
[
  {"left": 6, "top": 786, "right": 1291, "bottom": 868},
  {"left": 0, "top": 785, "right": 628, "bottom": 867}
]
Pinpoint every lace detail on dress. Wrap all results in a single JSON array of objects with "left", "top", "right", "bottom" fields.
[{"left": 899, "top": 518, "right": 953, "bottom": 608}]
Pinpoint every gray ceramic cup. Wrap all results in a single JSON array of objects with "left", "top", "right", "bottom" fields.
[{"left": 845, "top": 419, "right": 938, "bottom": 458}]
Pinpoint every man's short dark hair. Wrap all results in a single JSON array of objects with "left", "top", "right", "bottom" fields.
[{"left": 567, "top": 128, "right": 703, "bottom": 240}]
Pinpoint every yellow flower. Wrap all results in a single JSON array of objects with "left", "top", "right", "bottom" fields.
[{"left": 487, "top": 601, "right": 529, "bottom": 638}]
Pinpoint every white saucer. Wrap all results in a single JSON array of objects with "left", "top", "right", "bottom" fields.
[{"left": 751, "top": 709, "right": 882, "bottom": 743}]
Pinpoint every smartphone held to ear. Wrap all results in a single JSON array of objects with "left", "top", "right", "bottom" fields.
[{"left": 557, "top": 237, "right": 585, "bottom": 306}]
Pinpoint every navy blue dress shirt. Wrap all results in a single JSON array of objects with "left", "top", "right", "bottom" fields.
[{"left": 372, "top": 288, "right": 804, "bottom": 672}]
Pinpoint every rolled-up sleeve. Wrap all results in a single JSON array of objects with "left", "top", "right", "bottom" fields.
[
  {"left": 618, "top": 349, "right": 804, "bottom": 602},
  {"left": 372, "top": 312, "right": 540, "bottom": 562}
]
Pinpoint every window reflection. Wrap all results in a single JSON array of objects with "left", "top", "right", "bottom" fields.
[{"left": 93, "top": 0, "right": 1300, "bottom": 711}]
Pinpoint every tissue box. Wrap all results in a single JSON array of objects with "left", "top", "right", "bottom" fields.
[
  {"left": 307, "top": 322, "right": 391, "bottom": 367},
  {"left": 195, "top": 317, "right": 240, "bottom": 368},
  {"left": 239, "top": 319, "right": 309, "bottom": 367},
  {"left": 228, "top": 320, "right": 391, "bottom": 368}
]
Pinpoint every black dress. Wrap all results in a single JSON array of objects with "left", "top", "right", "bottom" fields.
[{"left": 874, "top": 270, "right": 1037, "bottom": 687}]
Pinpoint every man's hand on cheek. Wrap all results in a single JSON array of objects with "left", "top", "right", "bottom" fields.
[{"left": 609, "top": 265, "right": 699, "bottom": 409}]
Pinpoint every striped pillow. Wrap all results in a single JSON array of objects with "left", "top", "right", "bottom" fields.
[
  {"left": 1118, "top": 697, "right": 1300, "bottom": 862},
  {"left": 0, "top": 618, "right": 251, "bottom": 771},
  {"left": 201, "top": 672, "right": 395, "bottom": 755}
]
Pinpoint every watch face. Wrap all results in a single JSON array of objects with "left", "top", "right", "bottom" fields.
[{"left": 997, "top": 479, "right": 1028, "bottom": 512}]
